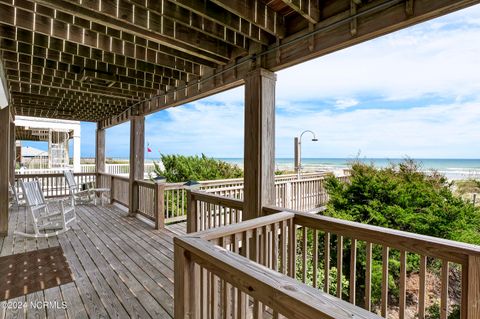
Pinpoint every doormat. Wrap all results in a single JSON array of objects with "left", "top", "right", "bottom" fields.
[{"left": 0, "top": 246, "right": 73, "bottom": 301}]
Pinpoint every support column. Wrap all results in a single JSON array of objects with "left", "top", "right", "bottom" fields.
[
  {"left": 95, "top": 126, "right": 106, "bottom": 174},
  {"left": 0, "top": 106, "right": 11, "bottom": 236},
  {"left": 129, "top": 116, "right": 145, "bottom": 216},
  {"left": 9, "top": 120, "right": 15, "bottom": 185},
  {"left": 243, "top": 68, "right": 276, "bottom": 220},
  {"left": 47, "top": 129, "right": 52, "bottom": 169},
  {"left": 72, "top": 126, "right": 81, "bottom": 172}
]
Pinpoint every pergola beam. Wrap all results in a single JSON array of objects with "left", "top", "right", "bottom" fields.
[
  {"left": 29, "top": 0, "right": 232, "bottom": 64},
  {"left": 121, "top": 0, "right": 250, "bottom": 50},
  {"left": 2, "top": 55, "right": 178, "bottom": 92},
  {"left": 9, "top": 81, "right": 132, "bottom": 104},
  {"left": 6, "top": 72, "right": 155, "bottom": 99},
  {"left": 279, "top": 0, "right": 320, "bottom": 23},
  {"left": 0, "top": 22, "right": 203, "bottom": 77},
  {"left": 169, "top": 0, "right": 272, "bottom": 45},
  {"left": 210, "top": 0, "right": 286, "bottom": 38},
  {"left": 5, "top": 65, "right": 168, "bottom": 97}
]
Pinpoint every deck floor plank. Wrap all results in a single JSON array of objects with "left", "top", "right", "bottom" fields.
[
  {"left": 76, "top": 207, "right": 173, "bottom": 317},
  {"left": 0, "top": 204, "right": 185, "bottom": 319}
]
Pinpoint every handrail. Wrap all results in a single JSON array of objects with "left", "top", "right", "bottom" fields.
[
  {"left": 187, "top": 190, "right": 244, "bottom": 233},
  {"left": 184, "top": 194, "right": 480, "bottom": 318},
  {"left": 175, "top": 235, "right": 382, "bottom": 319},
  {"left": 196, "top": 211, "right": 293, "bottom": 241},
  {"left": 189, "top": 190, "right": 244, "bottom": 210},
  {"left": 264, "top": 205, "right": 480, "bottom": 264}
]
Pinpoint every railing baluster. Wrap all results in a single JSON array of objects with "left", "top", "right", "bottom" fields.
[
  {"left": 313, "top": 229, "right": 319, "bottom": 288},
  {"left": 302, "top": 226, "right": 307, "bottom": 283},
  {"left": 288, "top": 219, "right": 296, "bottom": 278},
  {"left": 419, "top": 255, "right": 427, "bottom": 319},
  {"left": 381, "top": 246, "right": 389, "bottom": 318},
  {"left": 337, "top": 235, "right": 343, "bottom": 299},
  {"left": 399, "top": 250, "right": 407, "bottom": 319},
  {"left": 324, "top": 232, "right": 331, "bottom": 293},
  {"left": 350, "top": 238, "right": 357, "bottom": 305},
  {"left": 273, "top": 222, "right": 279, "bottom": 272},
  {"left": 280, "top": 220, "right": 287, "bottom": 275},
  {"left": 441, "top": 260, "right": 449, "bottom": 319},
  {"left": 365, "top": 242, "right": 373, "bottom": 312}
]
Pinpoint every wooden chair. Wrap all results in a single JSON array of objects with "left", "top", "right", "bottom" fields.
[
  {"left": 64, "top": 171, "right": 96, "bottom": 204},
  {"left": 16, "top": 179, "right": 76, "bottom": 238},
  {"left": 9, "top": 182, "right": 26, "bottom": 209}
]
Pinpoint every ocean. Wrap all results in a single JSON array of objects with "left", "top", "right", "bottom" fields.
[{"left": 215, "top": 158, "right": 480, "bottom": 180}]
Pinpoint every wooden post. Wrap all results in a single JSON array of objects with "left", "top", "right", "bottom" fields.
[
  {"left": 464, "top": 255, "right": 480, "bottom": 319},
  {"left": 9, "top": 120, "right": 15, "bottom": 185},
  {"left": 154, "top": 182, "right": 165, "bottom": 230},
  {"left": 186, "top": 189, "right": 198, "bottom": 233},
  {"left": 174, "top": 241, "right": 195, "bottom": 319},
  {"left": 285, "top": 182, "right": 292, "bottom": 209},
  {"left": 243, "top": 68, "right": 276, "bottom": 220},
  {"left": 129, "top": 116, "right": 145, "bottom": 216},
  {"left": 95, "top": 126, "right": 106, "bottom": 188},
  {"left": 0, "top": 106, "right": 11, "bottom": 236},
  {"left": 95, "top": 125, "right": 106, "bottom": 172},
  {"left": 110, "top": 175, "right": 115, "bottom": 204}
]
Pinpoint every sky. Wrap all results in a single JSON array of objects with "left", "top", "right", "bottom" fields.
[{"left": 22, "top": 4, "right": 480, "bottom": 159}]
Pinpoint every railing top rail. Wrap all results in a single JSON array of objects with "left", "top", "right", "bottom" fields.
[
  {"left": 263, "top": 205, "right": 480, "bottom": 264},
  {"left": 175, "top": 236, "right": 383, "bottom": 319},
  {"left": 97, "top": 172, "right": 130, "bottom": 182},
  {"left": 190, "top": 190, "right": 244, "bottom": 211},
  {"left": 15, "top": 172, "right": 96, "bottom": 178},
  {"left": 196, "top": 172, "right": 329, "bottom": 186},
  {"left": 165, "top": 182, "right": 188, "bottom": 190},
  {"left": 135, "top": 179, "right": 155, "bottom": 188},
  {"left": 195, "top": 211, "right": 294, "bottom": 241}
]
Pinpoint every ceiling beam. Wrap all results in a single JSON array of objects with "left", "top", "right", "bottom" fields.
[
  {"left": 6, "top": 71, "right": 157, "bottom": 99},
  {"left": 209, "top": 0, "right": 286, "bottom": 38},
  {"left": 28, "top": 0, "right": 232, "bottom": 64},
  {"left": 168, "top": 0, "right": 273, "bottom": 45},
  {"left": 9, "top": 81, "right": 132, "bottom": 105},
  {"left": 279, "top": 0, "right": 320, "bottom": 23},
  {"left": 1, "top": 52, "right": 174, "bottom": 92},
  {"left": 0, "top": 22, "right": 202, "bottom": 77},
  {"left": 120, "top": 0, "right": 249, "bottom": 50}
]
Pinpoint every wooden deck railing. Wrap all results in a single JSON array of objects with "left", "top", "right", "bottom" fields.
[
  {"left": 186, "top": 190, "right": 244, "bottom": 233},
  {"left": 15, "top": 171, "right": 345, "bottom": 232},
  {"left": 175, "top": 212, "right": 382, "bottom": 319},
  {"left": 176, "top": 204, "right": 480, "bottom": 319},
  {"left": 15, "top": 172, "right": 96, "bottom": 198}
]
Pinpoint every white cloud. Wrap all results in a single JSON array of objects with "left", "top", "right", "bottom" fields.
[
  {"left": 334, "top": 98, "right": 359, "bottom": 109},
  {"left": 276, "top": 4, "right": 480, "bottom": 103}
]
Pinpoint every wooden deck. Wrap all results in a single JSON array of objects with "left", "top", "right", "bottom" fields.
[{"left": 0, "top": 204, "right": 186, "bottom": 318}]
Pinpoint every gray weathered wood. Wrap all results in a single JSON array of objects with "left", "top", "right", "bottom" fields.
[
  {"left": 129, "top": 116, "right": 145, "bottom": 215},
  {"left": 0, "top": 106, "right": 10, "bottom": 236},
  {"left": 243, "top": 68, "right": 276, "bottom": 220},
  {"left": 95, "top": 126, "right": 106, "bottom": 174}
]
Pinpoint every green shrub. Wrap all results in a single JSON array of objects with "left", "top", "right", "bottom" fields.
[
  {"left": 325, "top": 159, "right": 480, "bottom": 244},
  {"left": 323, "top": 159, "right": 480, "bottom": 308},
  {"left": 152, "top": 154, "right": 243, "bottom": 183}
]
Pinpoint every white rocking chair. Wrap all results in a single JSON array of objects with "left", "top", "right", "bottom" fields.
[
  {"left": 15, "top": 179, "right": 76, "bottom": 238},
  {"left": 9, "top": 182, "right": 26, "bottom": 209},
  {"left": 64, "top": 171, "right": 96, "bottom": 204}
]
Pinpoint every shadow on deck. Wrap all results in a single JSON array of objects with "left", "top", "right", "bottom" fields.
[{"left": 0, "top": 204, "right": 186, "bottom": 318}]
